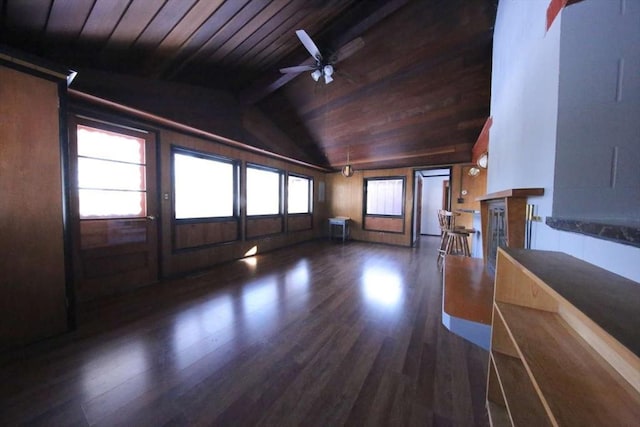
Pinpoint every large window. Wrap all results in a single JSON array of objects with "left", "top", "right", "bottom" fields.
[
  {"left": 76, "top": 124, "right": 147, "bottom": 218},
  {"left": 365, "top": 177, "right": 405, "bottom": 216},
  {"left": 246, "top": 165, "right": 282, "bottom": 216},
  {"left": 287, "top": 175, "right": 313, "bottom": 214},
  {"left": 173, "top": 149, "right": 237, "bottom": 219}
]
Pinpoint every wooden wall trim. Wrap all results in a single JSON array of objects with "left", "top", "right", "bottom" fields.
[
  {"left": 0, "top": 50, "right": 75, "bottom": 84},
  {"left": 69, "top": 90, "right": 331, "bottom": 172}
]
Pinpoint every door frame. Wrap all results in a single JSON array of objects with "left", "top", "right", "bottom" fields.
[{"left": 68, "top": 114, "right": 160, "bottom": 301}]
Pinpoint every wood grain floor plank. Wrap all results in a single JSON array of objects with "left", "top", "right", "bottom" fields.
[{"left": 0, "top": 237, "right": 489, "bottom": 426}]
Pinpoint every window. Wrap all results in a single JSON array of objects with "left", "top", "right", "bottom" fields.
[
  {"left": 246, "top": 165, "right": 282, "bottom": 216},
  {"left": 287, "top": 175, "right": 313, "bottom": 214},
  {"left": 365, "top": 177, "right": 405, "bottom": 216},
  {"left": 76, "top": 124, "right": 147, "bottom": 218},
  {"left": 173, "top": 149, "right": 237, "bottom": 219}
]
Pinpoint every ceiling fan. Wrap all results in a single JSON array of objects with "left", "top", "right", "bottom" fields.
[{"left": 279, "top": 30, "right": 364, "bottom": 84}]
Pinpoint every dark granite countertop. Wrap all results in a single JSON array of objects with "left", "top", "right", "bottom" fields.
[{"left": 546, "top": 217, "right": 640, "bottom": 248}]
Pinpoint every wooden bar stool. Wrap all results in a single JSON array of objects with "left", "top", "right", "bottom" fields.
[
  {"left": 444, "top": 228, "right": 471, "bottom": 257},
  {"left": 437, "top": 210, "right": 473, "bottom": 260}
]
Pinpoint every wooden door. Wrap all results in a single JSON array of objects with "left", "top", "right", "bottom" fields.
[
  {"left": 442, "top": 180, "right": 450, "bottom": 210},
  {"left": 0, "top": 65, "right": 68, "bottom": 348},
  {"left": 69, "top": 116, "right": 158, "bottom": 301}
]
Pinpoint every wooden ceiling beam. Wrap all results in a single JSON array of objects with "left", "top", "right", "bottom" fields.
[{"left": 330, "top": 144, "right": 473, "bottom": 171}]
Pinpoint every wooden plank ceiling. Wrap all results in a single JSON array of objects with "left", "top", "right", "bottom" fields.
[{"left": 0, "top": 0, "right": 496, "bottom": 170}]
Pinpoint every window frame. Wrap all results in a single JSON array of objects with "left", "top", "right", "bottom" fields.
[
  {"left": 171, "top": 146, "right": 240, "bottom": 224},
  {"left": 74, "top": 119, "right": 151, "bottom": 221},
  {"left": 245, "top": 163, "right": 284, "bottom": 218},
  {"left": 363, "top": 176, "right": 406, "bottom": 218},
  {"left": 286, "top": 173, "right": 314, "bottom": 215}
]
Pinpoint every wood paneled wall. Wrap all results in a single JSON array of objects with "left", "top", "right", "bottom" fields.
[
  {"left": 326, "top": 168, "right": 414, "bottom": 247},
  {"left": 364, "top": 216, "right": 405, "bottom": 233},
  {"left": 72, "top": 71, "right": 244, "bottom": 143},
  {"left": 287, "top": 214, "right": 313, "bottom": 232},
  {"left": 160, "top": 129, "right": 327, "bottom": 277},
  {"left": 174, "top": 221, "right": 239, "bottom": 250},
  {"left": 450, "top": 163, "right": 487, "bottom": 230},
  {"left": 0, "top": 64, "right": 68, "bottom": 349},
  {"left": 246, "top": 217, "right": 283, "bottom": 239}
]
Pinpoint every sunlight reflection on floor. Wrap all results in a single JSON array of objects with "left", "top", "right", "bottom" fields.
[{"left": 361, "top": 263, "right": 403, "bottom": 307}]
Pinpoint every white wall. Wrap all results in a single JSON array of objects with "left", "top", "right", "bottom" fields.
[
  {"left": 489, "top": 0, "right": 560, "bottom": 248},
  {"left": 490, "top": 0, "right": 640, "bottom": 282},
  {"left": 421, "top": 175, "right": 447, "bottom": 235}
]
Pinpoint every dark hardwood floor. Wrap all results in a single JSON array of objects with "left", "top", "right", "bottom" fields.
[{"left": 0, "top": 237, "right": 489, "bottom": 426}]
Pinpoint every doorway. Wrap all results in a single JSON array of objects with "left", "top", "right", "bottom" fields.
[
  {"left": 69, "top": 116, "right": 159, "bottom": 301},
  {"left": 417, "top": 168, "right": 451, "bottom": 236}
]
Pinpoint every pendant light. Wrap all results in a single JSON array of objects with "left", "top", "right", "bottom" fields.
[{"left": 341, "top": 148, "right": 354, "bottom": 177}]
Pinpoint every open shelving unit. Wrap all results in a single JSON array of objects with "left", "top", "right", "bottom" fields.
[{"left": 487, "top": 247, "right": 640, "bottom": 426}]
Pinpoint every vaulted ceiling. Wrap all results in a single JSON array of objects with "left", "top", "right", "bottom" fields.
[{"left": 0, "top": 0, "right": 496, "bottom": 170}]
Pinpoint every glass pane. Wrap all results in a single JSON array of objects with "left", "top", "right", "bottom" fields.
[
  {"left": 366, "top": 179, "right": 404, "bottom": 216},
  {"left": 78, "top": 158, "right": 145, "bottom": 191},
  {"left": 174, "top": 153, "right": 234, "bottom": 219},
  {"left": 77, "top": 125, "right": 145, "bottom": 164},
  {"left": 79, "top": 189, "right": 146, "bottom": 218},
  {"left": 288, "top": 176, "right": 311, "bottom": 214},
  {"left": 247, "top": 168, "right": 280, "bottom": 216}
]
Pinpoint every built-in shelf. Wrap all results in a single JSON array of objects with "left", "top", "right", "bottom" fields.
[
  {"left": 486, "top": 247, "right": 640, "bottom": 427},
  {"left": 491, "top": 352, "right": 551, "bottom": 426},
  {"left": 546, "top": 216, "right": 640, "bottom": 248}
]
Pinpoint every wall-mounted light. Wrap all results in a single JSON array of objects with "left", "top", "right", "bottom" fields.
[
  {"left": 468, "top": 167, "right": 481, "bottom": 177},
  {"left": 477, "top": 152, "right": 488, "bottom": 169}
]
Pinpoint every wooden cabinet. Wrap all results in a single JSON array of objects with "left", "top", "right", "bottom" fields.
[
  {"left": 0, "top": 55, "right": 73, "bottom": 349},
  {"left": 487, "top": 247, "right": 640, "bottom": 426}
]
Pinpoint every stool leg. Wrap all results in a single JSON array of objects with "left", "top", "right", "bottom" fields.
[
  {"left": 463, "top": 235, "right": 470, "bottom": 257},
  {"left": 445, "top": 234, "right": 454, "bottom": 255},
  {"left": 439, "top": 230, "right": 448, "bottom": 256}
]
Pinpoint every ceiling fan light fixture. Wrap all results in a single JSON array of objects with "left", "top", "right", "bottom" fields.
[
  {"left": 323, "top": 64, "right": 333, "bottom": 77},
  {"left": 324, "top": 74, "right": 333, "bottom": 84},
  {"left": 311, "top": 69, "right": 322, "bottom": 81}
]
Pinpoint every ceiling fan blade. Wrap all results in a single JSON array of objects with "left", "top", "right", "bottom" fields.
[
  {"left": 279, "top": 64, "right": 317, "bottom": 74},
  {"left": 296, "top": 29, "right": 322, "bottom": 61},
  {"left": 332, "top": 37, "right": 365, "bottom": 64}
]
